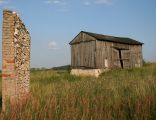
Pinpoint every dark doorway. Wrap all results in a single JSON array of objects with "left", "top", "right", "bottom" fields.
[
  {"left": 113, "top": 47, "right": 130, "bottom": 69},
  {"left": 113, "top": 47, "right": 129, "bottom": 69},
  {"left": 118, "top": 50, "right": 124, "bottom": 69}
]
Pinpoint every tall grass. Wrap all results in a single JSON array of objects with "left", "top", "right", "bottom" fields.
[{"left": 0, "top": 63, "right": 156, "bottom": 120}]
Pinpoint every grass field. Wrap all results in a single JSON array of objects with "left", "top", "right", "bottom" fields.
[{"left": 0, "top": 63, "right": 156, "bottom": 120}]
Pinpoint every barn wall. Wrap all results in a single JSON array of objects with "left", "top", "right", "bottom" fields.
[
  {"left": 70, "top": 32, "right": 95, "bottom": 44},
  {"left": 129, "top": 45, "right": 143, "bottom": 67},
  {"left": 112, "top": 42, "right": 130, "bottom": 68},
  {"left": 96, "top": 41, "right": 143, "bottom": 69},
  {"left": 71, "top": 41, "right": 96, "bottom": 68},
  {"left": 82, "top": 32, "right": 96, "bottom": 42},
  {"left": 71, "top": 33, "right": 96, "bottom": 68},
  {"left": 96, "top": 41, "right": 112, "bottom": 68},
  {"left": 70, "top": 32, "right": 82, "bottom": 44},
  {"left": 112, "top": 43, "right": 143, "bottom": 68},
  {"left": 71, "top": 32, "right": 143, "bottom": 69}
]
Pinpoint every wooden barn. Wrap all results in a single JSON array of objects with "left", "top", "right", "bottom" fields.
[{"left": 69, "top": 31, "right": 143, "bottom": 77}]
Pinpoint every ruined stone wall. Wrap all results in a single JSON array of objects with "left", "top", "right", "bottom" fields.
[{"left": 2, "top": 10, "right": 30, "bottom": 111}]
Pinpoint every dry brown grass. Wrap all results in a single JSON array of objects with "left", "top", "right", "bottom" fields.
[{"left": 0, "top": 63, "right": 156, "bottom": 120}]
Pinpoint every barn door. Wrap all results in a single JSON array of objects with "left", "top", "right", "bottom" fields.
[
  {"left": 112, "top": 49, "right": 121, "bottom": 68},
  {"left": 113, "top": 48, "right": 130, "bottom": 69},
  {"left": 121, "top": 50, "right": 130, "bottom": 68}
]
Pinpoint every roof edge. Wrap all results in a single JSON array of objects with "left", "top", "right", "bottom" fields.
[
  {"left": 69, "top": 31, "right": 83, "bottom": 45},
  {"left": 81, "top": 31, "right": 144, "bottom": 45},
  {"left": 69, "top": 31, "right": 144, "bottom": 45}
]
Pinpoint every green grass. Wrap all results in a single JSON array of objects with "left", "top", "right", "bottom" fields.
[{"left": 0, "top": 63, "right": 156, "bottom": 120}]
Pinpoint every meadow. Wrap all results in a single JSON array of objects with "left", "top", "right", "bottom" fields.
[{"left": 0, "top": 63, "right": 156, "bottom": 120}]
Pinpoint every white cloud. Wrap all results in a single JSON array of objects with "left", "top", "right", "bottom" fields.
[
  {"left": 0, "top": 0, "right": 8, "bottom": 4},
  {"left": 45, "top": 0, "right": 68, "bottom": 12},
  {"left": 83, "top": 0, "right": 112, "bottom": 6},
  {"left": 94, "top": 0, "right": 112, "bottom": 5},
  {"left": 53, "top": 0, "right": 61, "bottom": 4},
  {"left": 84, "top": 1, "right": 91, "bottom": 6},
  {"left": 45, "top": 0, "right": 52, "bottom": 4},
  {"left": 0, "top": 0, "right": 4, "bottom": 3},
  {"left": 45, "top": 0, "right": 66, "bottom": 5},
  {"left": 48, "top": 41, "right": 59, "bottom": 50}
]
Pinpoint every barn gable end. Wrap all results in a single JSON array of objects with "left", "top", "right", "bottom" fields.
[
  {"left": 69, "top": 31, "right": 96, "bottom": 45},
  {"left": 71, "top": 32, "right": 96, "bottom": 68}
]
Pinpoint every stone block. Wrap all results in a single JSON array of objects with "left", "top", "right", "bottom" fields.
[{"left": 71, "top": 69, "right": 108, "bottom": 77}]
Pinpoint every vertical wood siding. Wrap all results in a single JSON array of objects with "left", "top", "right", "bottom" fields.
[
  {"left": 70, "top": 33, "right": 143, "bottom": 69},
  {"left": 71, "top": 33, "right": 96, "bottom": 68}
]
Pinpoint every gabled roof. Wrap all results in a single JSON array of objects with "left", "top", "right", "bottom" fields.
[{"left": 70, "top": 31, "right": 143, "bottom": 45}]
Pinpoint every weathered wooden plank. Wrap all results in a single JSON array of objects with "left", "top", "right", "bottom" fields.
[{"left": 70, "top": 34, "right": 143, "bottom": 69}]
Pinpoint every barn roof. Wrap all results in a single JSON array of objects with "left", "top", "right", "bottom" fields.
[{"left": 70, "top": 31, "right": 143, "bottom": 45}]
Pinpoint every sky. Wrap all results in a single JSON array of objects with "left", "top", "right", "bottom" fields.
[{"left": 0, "top": 0, "right": 156, "bottom": 68}]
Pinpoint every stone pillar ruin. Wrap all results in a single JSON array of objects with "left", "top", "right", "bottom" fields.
[{"left": 2, "top": 10, "right": 31, "bottom": 111}]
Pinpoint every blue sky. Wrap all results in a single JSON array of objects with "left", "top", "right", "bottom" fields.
[{"left": 0, "top": 0, "right": 156, "bottom": 68}]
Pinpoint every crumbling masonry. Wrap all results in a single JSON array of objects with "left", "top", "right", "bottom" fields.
[{"left": 2, "top": 10, "right": 30, "bottom": 110}]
